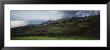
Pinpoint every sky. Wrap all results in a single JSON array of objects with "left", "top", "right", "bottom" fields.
[{"left": 10, "top": 10, "right": 100, "bottom": 28}]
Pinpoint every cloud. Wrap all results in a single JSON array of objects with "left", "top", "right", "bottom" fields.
[
  {"left": 61, "top": 10, "right": 100, "bottom": 17},
  {"left": 10, "top": 10, "right": 100, "bottom": 27},
  {"left": 22, "top": 15, "right": 62, "bottom": 21},
  {"left": 11, "top": 10, "right": 63, "bottom": 21},
  {"left": 11, "top": 20, "right": 28, "bottom": 28}
]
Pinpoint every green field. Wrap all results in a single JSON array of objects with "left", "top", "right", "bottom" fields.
[{"left": 11, "top": 36, "right": 100, "bottom": 40}]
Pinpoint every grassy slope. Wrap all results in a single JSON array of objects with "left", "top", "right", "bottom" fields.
[{"left": 11, "top": 15, "right": 100, "bottom": 40}]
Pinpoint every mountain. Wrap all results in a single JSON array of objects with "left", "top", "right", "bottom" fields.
[{"left": 11, "top": 15, "right": 100, "bottom": 37}]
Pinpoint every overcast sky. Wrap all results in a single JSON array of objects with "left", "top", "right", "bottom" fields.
[{"left": 10, "top": 10, "right": 100, "bottom": 28}]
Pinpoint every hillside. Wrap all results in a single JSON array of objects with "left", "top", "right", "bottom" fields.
[{"left": 11, "top": 15, "right": 100, "bottom": 39}]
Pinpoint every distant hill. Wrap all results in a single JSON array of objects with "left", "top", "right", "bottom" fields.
[{"left": 11, "top": 15, "right": 100, "bottom": 37}]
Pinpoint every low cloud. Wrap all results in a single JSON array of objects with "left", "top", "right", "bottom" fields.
[{"left": 11, "top": 20, "right": 28, "bottom": 28}]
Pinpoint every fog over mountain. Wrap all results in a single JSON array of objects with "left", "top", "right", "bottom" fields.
[
  {"left": 11, "top": 20, "right": 28, "bottom": 28},
  {"left": 10, "top": 10, "right": 100, "bottom": 28}
]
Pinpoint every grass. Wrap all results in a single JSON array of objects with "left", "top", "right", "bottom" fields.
[{"left": 11, "top": 36, "right": 100, "bottom": 40}]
